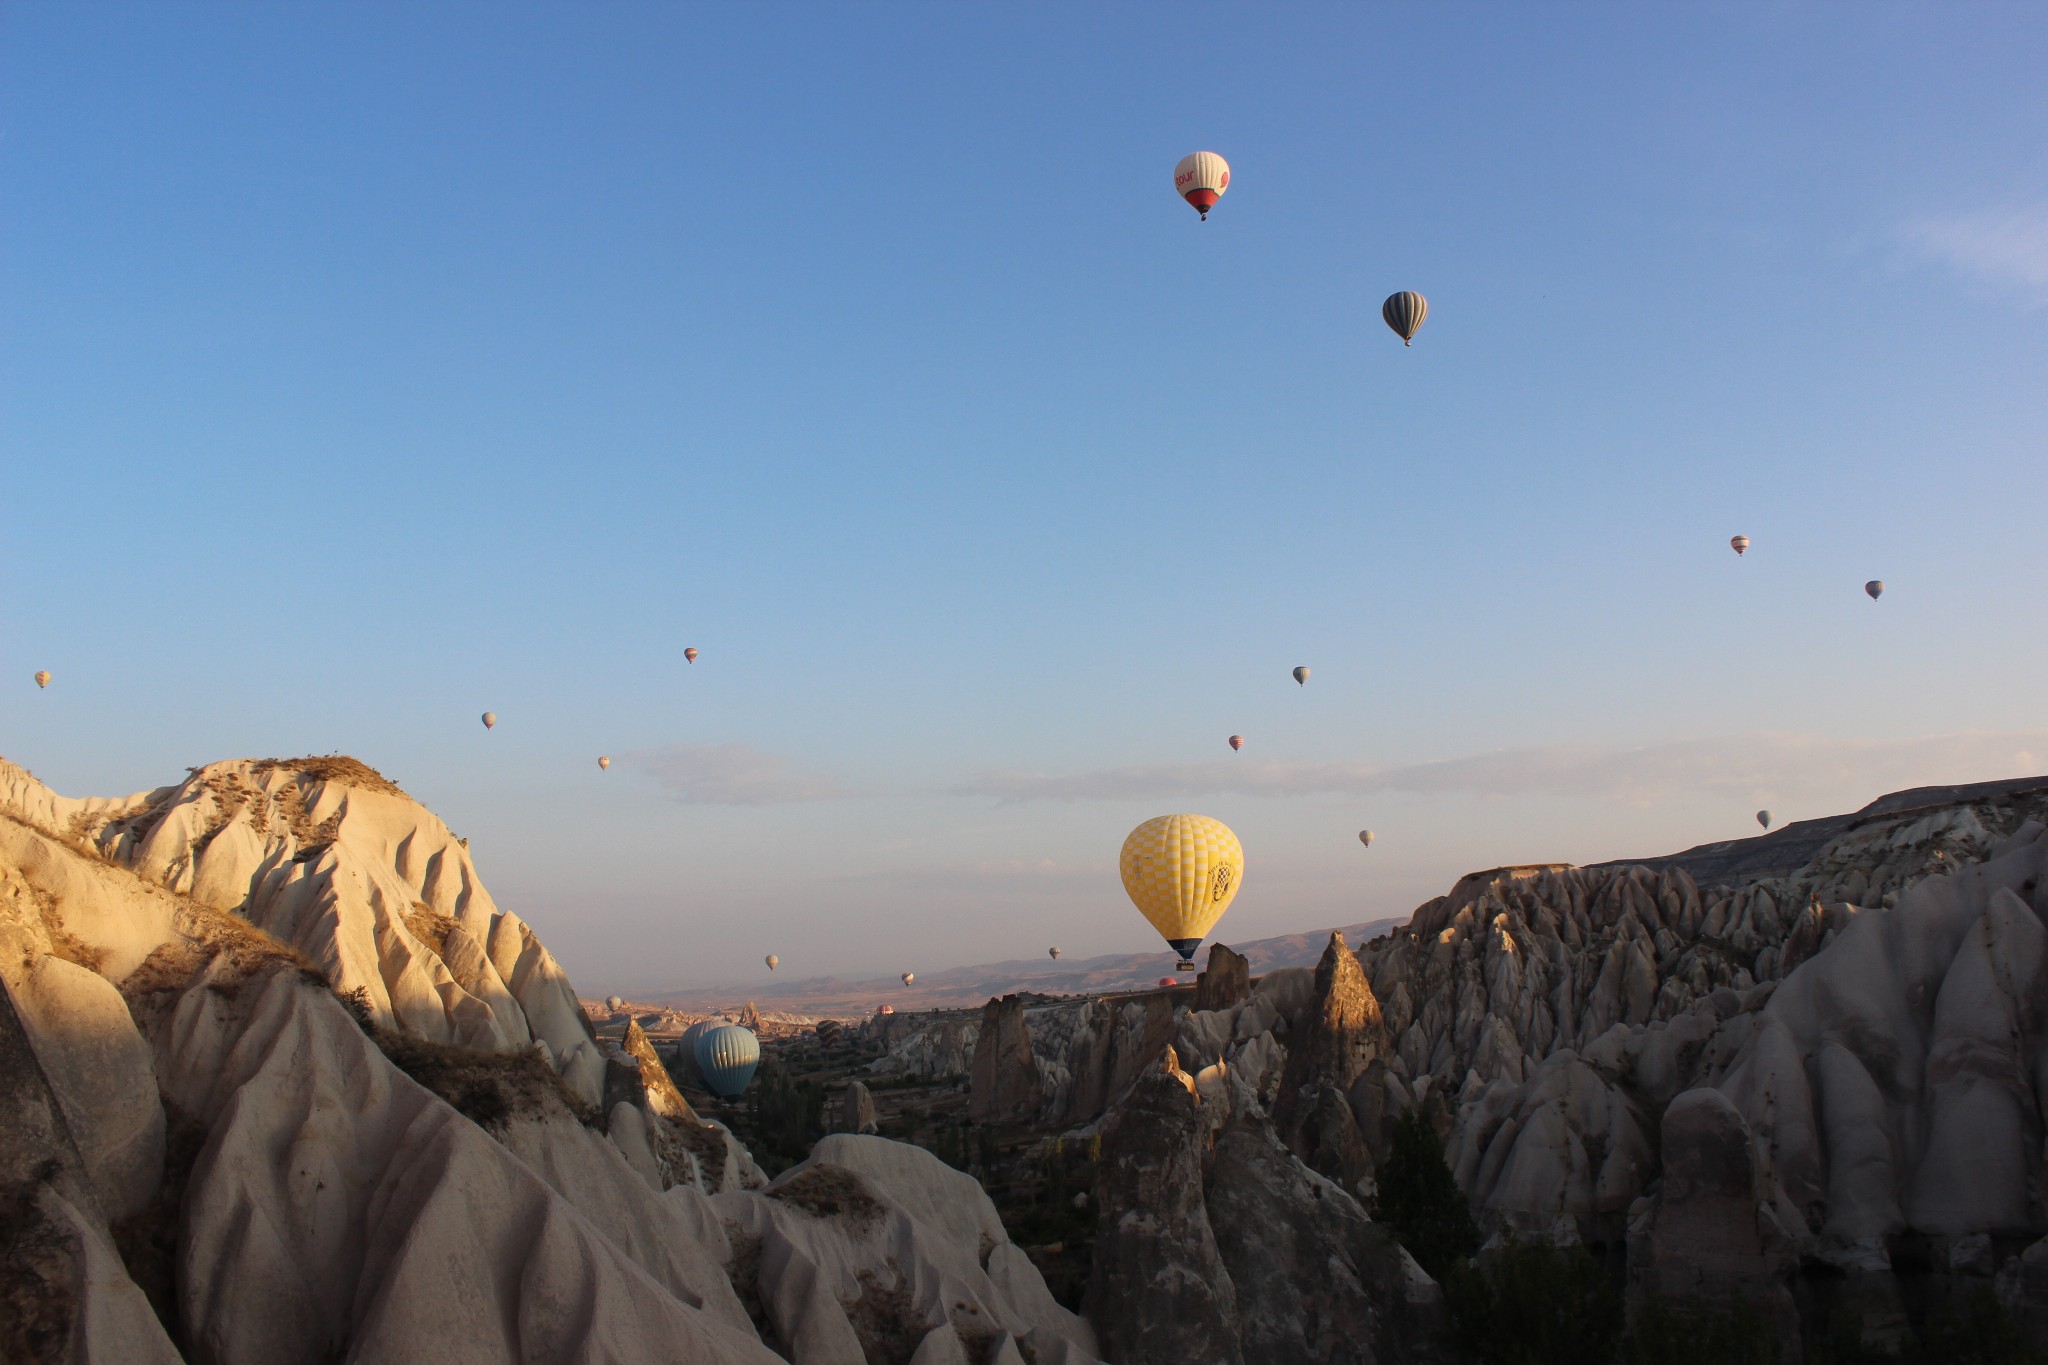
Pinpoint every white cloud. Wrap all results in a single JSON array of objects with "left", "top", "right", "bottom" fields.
[
  {"left": 954, "top": 731, "right": 2048, "bottom": 808},
  {"left": 1906, "top": 207, "right": 2048, "bottom": 300},
  {"left": 626, "top": 743, "right": 846, "bottom": 805}
]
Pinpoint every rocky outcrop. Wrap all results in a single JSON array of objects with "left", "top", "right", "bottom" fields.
[
  {"left": 1087, "top": 1046, "right": 1242, "bottom": 1365},
  {"left": 841, "top": 1079, "right": 879, "bottom": 1135},
  {"left": 0, "top": 756, "right": 1100, "bottom": 1365},
  {"left": 969, "top": 993, "right": 1046, "bottom": 1123},
  {"left": 1275, "top": 932, "right": 1387, "bottom": 1192},
  {"left": 1193, "top": 942, "right": 1252, "bottom": 1012}
]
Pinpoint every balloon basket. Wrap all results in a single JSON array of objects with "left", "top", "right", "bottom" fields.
[{"left": 1174, "top": 961, "right": 1196, "bottom": 973}]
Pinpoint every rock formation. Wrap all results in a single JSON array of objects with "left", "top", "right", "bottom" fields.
[
  {"left": 0, "top": 756, "right": 1101, "bottom": 1365},
  {"left": 969, "top": 993, "right": 1046, "bottom": 1123}
]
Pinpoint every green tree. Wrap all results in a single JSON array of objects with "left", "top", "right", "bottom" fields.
[{"left": 1369, "top": 1106, "right": 1480, "bottom": 1281}]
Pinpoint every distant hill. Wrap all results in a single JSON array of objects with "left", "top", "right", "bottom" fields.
[{"left": 647, "top": 916, "right": 1405, "bottom": 1018}]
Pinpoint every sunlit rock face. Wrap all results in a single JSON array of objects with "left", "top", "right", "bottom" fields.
[{"left": 0, "top": 755, "right": 1100, "bottom": 1365}]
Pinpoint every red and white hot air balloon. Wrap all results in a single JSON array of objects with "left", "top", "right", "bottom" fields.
[
  {"left": 876, "top": 1004, "right": 894, "bottom": 1016},
  {"left": 1173, "top": 151, "right": 1230, "bottom": 220},
  {"left": 1228, "top": 735, "right": 1244, "bottom": 751}
]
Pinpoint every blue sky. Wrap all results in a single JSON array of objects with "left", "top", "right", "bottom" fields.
[{"left": 5, "top": 4, "right": 2045, "bottom": 993}]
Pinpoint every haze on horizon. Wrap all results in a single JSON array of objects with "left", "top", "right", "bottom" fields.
[{"left": 5, "top": 4, "right": 2045, "bottom": 995}]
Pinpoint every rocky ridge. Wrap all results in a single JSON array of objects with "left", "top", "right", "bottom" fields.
[{"left": 0, "top": 755, "right": 1101, "bottom": 1365}]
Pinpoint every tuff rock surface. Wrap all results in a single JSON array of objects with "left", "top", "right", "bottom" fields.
[{"left": 0, "top": 756, "right": 1099, "bottom": 1365}]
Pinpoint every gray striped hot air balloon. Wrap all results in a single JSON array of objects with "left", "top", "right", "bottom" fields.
[
  {"left": 694, "top": 1025, "right": 761, "bottom": 1098},
  {"left": 1382, "top": 291, "right": 1428, "bottom": 346},
  {"left": 1731, "top": 535, "right": 1750, "bottom": 556}
]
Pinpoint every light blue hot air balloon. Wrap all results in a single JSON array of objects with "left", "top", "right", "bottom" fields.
[{"left": 694, "top": 1024, "right": 761, "bottom": 1098}]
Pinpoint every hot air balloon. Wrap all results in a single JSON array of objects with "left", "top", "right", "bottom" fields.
[
  {"left": 1173, "top": 151, "right": 1230, "bottom": 220},
  {"left": 481, "top": 712, "right": 497, "bottom": 730},
  {"left": 694, "top": 1024, "right": 760, "bottom": 1098},
  {"left": 1157, "top": 977, "right": 1179, "bottom": 988},
  {"left": 1757, "top": 811, "right": 1773, "bottom": 830},
  {"left": 1731, "top": 535, "right": 1750, "bottom": 556},
  {"left": 1382, "top": 291, "right": 1428, "bottom": 346},
  {"left": 598, "top": 756, "right": 612, "bottom": 770},
  {"left": 1292, "top": 667, "right": 1310, "bottom": 685},
  {"left": 1229, "top": 735, "right": 1244, "bottom": 751},
  {"left": 876, "top": 1004, "right": 895, "bottom": 1016},
  {"left": 1049, "top": 946, "right": 1062, "bottom": 960},
  {"left": 1120, "top": 813, "right": 1244, "bottom": 969},
  {"left": 1359, "top": 829, "right": 1374, "bottom": 848},
  {"left": 1865, "top": 581, "right": 1884, "bottom": 600},
  {"left": 33, "top": 671, "right": 50, "bottom": 689},
  {"left": 685, "top": 647, "right": 699, "bottom": 663},
  {"left": 605, "top": 994, "right": 623, "bottom": 1013},
  {"left": 765, "top": 954, "right": 779, "bottom": 971},
  {"left": 901, "top": 972, "right": 915, "bottom": 987},
  {"left": 815, "top": 1018, "right": 843, "bottom": 1045}
]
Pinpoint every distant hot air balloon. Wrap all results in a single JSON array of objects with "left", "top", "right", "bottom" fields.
[
  {"left": 684, "top": 647, "right": 699, "bottom": 663},
  {"left": 1757, "top": 811, "right": 1773, "bottom": 830},
  {"left": 1158, "top": 977, "right": 1179, "bottom": 988},
  {"left": 765, "top": 954, "right": 779, "bottom": 971},
  {"left": 598, "top": 756, "right": 612, "bottom": 770},
  {"left": 1382, "top": 291, "right": 1428, "bottom": 346},
  {"left": 1359, "top": 829, "right": 1374, "bottom": 848},
  {"left": 901, "top": 971, "right": 915, "bottom": 987},
  {"left": 1229, "top": 735, "right": 1244, "bottom": 751},
  {"left": 1730, "top": 535, "right": 1750, "bottom": 556},
  {"left": 1173, "top": 151, "right": 1230, "bottom": 220},
  {"left": 605, "top": 994, "right": 623, "bottom": 1013},
  {"left": 481, "top": 712, "right": 497, "bottom": 730},
  {"left": 876, "top": 1004, "right": 895, "bottom": 1016},
  {"left": 1865, "top": 581, "right": 1885, "bottom": 600},
  {"left": 1120, "top": 813, "right": 1244, "bottom": 967},
  {"left": 1292, "top": 667, "right": 1310, "bottom": 685},
  {"left": 33, "top": 671, "right": 50, "bottom": 689},
  {"left": 694, "top": 1025, "right": 761, "bottom": 1098},
  {"left": 1049, "top": 946, "right": 1062, "bottom": 960}
]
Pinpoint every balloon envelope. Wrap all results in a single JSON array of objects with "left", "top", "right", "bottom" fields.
[
  {"left": 694, "top": 1025, "right": 761, "bottom": 1098},
  {"left": 1731, "top": 535, "right": 1750, "bottom": 555},
  {"left": 1292, "top": 667, "right": 1310, "bottom": 685},
  {"left": 1757, "top": 811, "right": 1773, "bottom": 830},
  {"left": 1228, "top": 735, "right": 1244, "bottom": 751},
  {"left": 1865, "top": 581, "right": 1885, "bottom": 600},
  {"left": 1048, "top": 946, "right": 1061, "bottom": 960},
  {"left": 1359, "top": 830, "right": 1374, "bottom": 848},
  {"left": 481, "top": 712, "right": 497, "bottom": 730},
  {"left": 684, "top": 647, "right": 699, "bottom": 662},
  {"left": 598, "top": 756, "right": 611, "bottom": 770},
  {"left": 1173, "top": 150, "right": 1230, "bottom": 219},
  {"left": 1382, "top": 291, "right": 1428, "bottom": 345},
  {"left": 33, "top": 671, "right": 50, "bottom": 689},
  {"left": 1120, "top": 814, "right": 1244, "bottom": 963},
  {"left": 604, "top": 994, "right": 623, "bottom": 1012},
  {"left": 765, "top": 954, "right": 779, "bottom": 970},
  {"left": 875, "top": 1004, "right": 894, "bottom": 1016},
  {"left": 1158, "top": 977, "right": 1179, "bottom": 988},
  {"left": 901, "top": 972, "right": 915, "bottom": 986}
]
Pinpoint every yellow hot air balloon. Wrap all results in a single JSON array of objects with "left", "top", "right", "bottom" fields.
[
  {"left": 598, "top": 756, "right": 612, "bottom": 770},
  {"left": 1120, "top": 813, "right": 1243, "bottom": 968},
  {"left": 34, "top": 671, "right": 51, "bottom": 689},
  {"left": 1173, "top": 151, "right": 1230, "bottom": 220},
  {"left": 765, "top": 954, "right": 779, "bottom": 971},
  {"left": 1382, "top": 291, "right": 1428, "bottom": 345}
]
